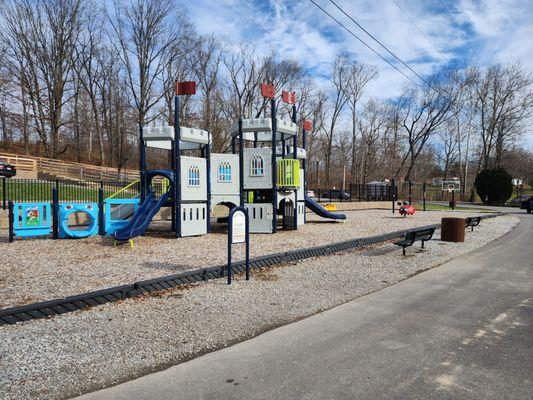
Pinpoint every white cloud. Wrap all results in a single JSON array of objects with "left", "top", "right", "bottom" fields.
[{"left": 183, "top": 0, "right": 533, "bottom": 150}]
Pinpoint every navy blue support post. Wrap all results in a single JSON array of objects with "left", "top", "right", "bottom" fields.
[
  {"left": 292, "top": 104, "right": 298, "bottom": 230},
  {"left": 302, "top": 121, "right": 309, "bottom": 223},
  {"left": 98, "top": 187, "right": 105, "bottom": 236},
  {"left": 238, "top": 118, "right": 244, "bottom": 207},
  {"left": 206, "top": 139, "right": 212, "bottom": 233},
  {"left": 173, "top": 94, "right": 182, "bottom": 238},
  {"left": 139, "top": 124, "right": 146, "bottom": 202},
  {"left": 2, "top": 177, "right": 6, "bottom": 210},
  {"left": 271, "top": 99, "right": 277, "bottom": 233},
  {"left": 227, "top": 207, "right": 250, "bottom": 284},
  {"left": 52, "top": 187, "right": 59, "bottom": 239},
  {"left": 8, "top": 201, "right": 14, "bottom": 242},
  {"left": 408, "top": 180, "right": 413, "bottom": 205}
]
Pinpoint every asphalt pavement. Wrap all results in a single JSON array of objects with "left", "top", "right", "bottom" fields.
[{"left": 74, "top": 214, "right": 533, "bottom": 400}]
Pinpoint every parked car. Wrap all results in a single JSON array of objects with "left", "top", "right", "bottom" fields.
[
  {"left": 320, "top": 189, "right": 350, "bottom": 200},
  {"left": 526, "top": 198, "right": 533, "bottom": 214},
  {"left": 0, "top": 161, "right": 16, "bottom": 178},
  {"left": 306, "top": 190, "right": 315, "bottom": 198},
  {"left": 510, "top": 194, "right": 532, "bottom": 208},
  {"left": 518, "top": 194, "right": 532, "bottom": 213}
]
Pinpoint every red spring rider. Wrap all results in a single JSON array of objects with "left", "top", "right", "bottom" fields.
[{"left": 399, "top": 201, "right": 415, "bottom": 217}]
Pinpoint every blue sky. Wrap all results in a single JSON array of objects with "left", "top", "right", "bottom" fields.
[{"left": 184, "top": 0, "right": 533, "bottom": 150}]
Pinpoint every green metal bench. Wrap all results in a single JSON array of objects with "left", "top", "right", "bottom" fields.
[
  {"left": 464, "top": 217, "right": 481, "bottom": 231},
  {"left": 394, "top": 227, "right": 436, "bottom": 256}
]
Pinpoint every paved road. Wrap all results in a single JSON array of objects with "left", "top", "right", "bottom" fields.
[
  {"left": 428, "top": 200, "right": 524, "bottom": 214},
  {"left": 76, "top": 216, "right": 533, "bottom": 400}
]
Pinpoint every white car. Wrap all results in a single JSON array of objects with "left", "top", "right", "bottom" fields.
[{"left": 306, "top": 190, "right": 315, "bottom": 198}]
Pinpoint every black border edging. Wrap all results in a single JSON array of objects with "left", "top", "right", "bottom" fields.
[{"left": 0, "top": 214, "right": 501, "bottom": 326}]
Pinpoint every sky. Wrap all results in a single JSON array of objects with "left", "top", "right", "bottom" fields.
[{"left": 184, "top": 0, "right": 533, "bottom": 150}]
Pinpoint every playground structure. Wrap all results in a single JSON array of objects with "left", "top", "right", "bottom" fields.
[{"left": 7, "top": 82, "right": 345, "bottom": 242}]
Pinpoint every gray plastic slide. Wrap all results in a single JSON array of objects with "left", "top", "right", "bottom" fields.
[{"left": 304, "top": 195, "right": 346, "bottom": 220}]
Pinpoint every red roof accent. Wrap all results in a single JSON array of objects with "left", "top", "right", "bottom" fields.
[
  {"left": 176, "top": 81, "right": 196, "bottom": 95},
  {"left": 282, "top": 90, "right": 296, "bottom": 104},
  {"left": 261, "top": 83, "right": 275, "bottom": 99}
]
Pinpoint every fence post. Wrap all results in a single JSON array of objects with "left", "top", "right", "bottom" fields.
[
  {"left": 98, "top": 187, "right": 105, "bottom": 236},
  {"left": 8, "top": 201, "right": 14, "bottom": 243},
  {"left": 2, "top": 177, "right": 6, "bottom": 210},
  {"left": 423, "top": 182, "right": 426, "bottom": 211},
  {"left": 52, "top": 187, "right": 59, "bottom": 239},
  {"left": 55, "top": 179, "right": 59, "bottom": 202},
  {"left": 408, "top": 181, "right": 413, "bottom": 205},
  {"left": 391, "top": 179, "right": 396, "bottom": 214}
]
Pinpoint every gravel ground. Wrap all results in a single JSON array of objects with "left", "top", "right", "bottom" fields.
[
  {"left": 0, "top": 215, "right": 518, "bottom": 400},
  {"left": 0, "top": 209, "right": 491, "bottom": 308}
]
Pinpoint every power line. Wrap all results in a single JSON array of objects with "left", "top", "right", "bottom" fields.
[
  {"left": 328, "top": 0, "right": 432, "bottom": 88},
  {"left": 308, "top": 0, "right": 423, "bottom": 90},
  {"left": 391, "top": 0, "right": 443, "bottom": 57},
  {"left": 323, "top": 0, "right": 466, "bottom": 108}
]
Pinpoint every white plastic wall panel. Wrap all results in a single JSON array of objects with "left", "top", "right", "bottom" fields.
[
  {"left": 143, "top": 126, "right": 174, "bottom": 141},
  {"left": 180, "top": 203, "right": 207, "bottom": 236},
  {"left": 275, "top": 146, "right": 306, "bottom": 159},
  {"left": 245, "top": 203, "right": 273, "bottom": 233},
  {"left": 146, "top": 140, "right": 203, "bottom": 151},
  {"left": 297, "top": 201, "right": 306, "bottom": 226},
  {"left": 143, "top": 125, "right": 209, "bottom": 145},
  {"left": 277, "top": 191, "right": 295, "bottom": 207},
  {"left": 210, "top": 195, "right": 240, "bottom": 210},
  {"left": 297, "top": 170, "right": 305, "bottom": 198},
  {"left": 276, "top": 119, "right": 297, "bottom": 135},
  {"left": 230, "top": 118, "right": 296, "bottom": 139},
  {"left": 180, "top": 156, "right": 207, "bottom": 201},
  {"left": 210, "top": 153, "right": 240, "bottom": 196},
  {"left": 180, "top": 127, "right": 209, "bottom": 145},
  {"left": 243, "top": 148, "right": 272, "bottom": 190}
]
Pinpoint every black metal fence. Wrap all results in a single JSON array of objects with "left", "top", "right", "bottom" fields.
[
  {"left": 1, "top": 177, "right": 144, "bottom": 209},
  {"left": 310, "top": 183, "right": 393, "bottom": 203}
]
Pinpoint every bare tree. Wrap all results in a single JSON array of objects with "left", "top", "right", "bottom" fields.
[
  {"left": 396, "top": 75, "right": 456, "bottom": 181},
  {"left": 345, "top": 62, "right": 377, "bottom": 184},
  {"left": 322, "top": 54, "right": 350, "bottom": 186},
  {"left": 1, "top": 0, "right": 84, "bottom": 157},
  {"left": 357, "top": 100, "right": 388, "bottom": 184},
  {"left": 472, "top": 64, "right": 533, "bottom": 169},
  {"left": 108, "top": 0, "right": 186, "bottom": 125}
]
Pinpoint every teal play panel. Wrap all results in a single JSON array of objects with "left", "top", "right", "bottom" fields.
[
  {"left": 104, "top": 198, "right": 140, "bottom": 235},
  {"left": 13, "top": 202, "right": 52, "bottom": 237}
]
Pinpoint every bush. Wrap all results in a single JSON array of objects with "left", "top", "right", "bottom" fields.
[{"left": 475, "top": 167, "right": 513, "bottom": 205}]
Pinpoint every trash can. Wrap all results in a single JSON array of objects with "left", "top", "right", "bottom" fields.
[{"left": 441, "top": 217, "right": 465, "bottom": 242}]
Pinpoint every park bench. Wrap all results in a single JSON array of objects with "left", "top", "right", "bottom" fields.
[
  {"left": 394, "top": 227, "right": 436, "bottom": 256},
  {"left": 464, "top": 217, "right": 481, "bottom": 231}
]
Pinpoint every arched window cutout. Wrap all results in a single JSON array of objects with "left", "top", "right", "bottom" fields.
[
  {"left": 188, "top": 166, "right": 200, "bottom": 187},
  {"left": 217, "top": 162, "right": 232, "bottom": 182},
  {"left": 250, "top": 155, "right": 264, "bottom": 176}
]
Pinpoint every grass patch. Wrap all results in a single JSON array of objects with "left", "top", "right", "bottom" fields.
[{"left": 412, "top": 202, "right": 492, "bottom": 213}]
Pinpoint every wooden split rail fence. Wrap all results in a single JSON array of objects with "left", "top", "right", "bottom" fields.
[{"left": 0, "top": 152, "right": 140, "bottom": 182}]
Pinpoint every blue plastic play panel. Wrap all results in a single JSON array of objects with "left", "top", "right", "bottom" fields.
[
  {"left": 13, "top": 202, "right": 52, "bottom": 237},
  {"left": 59, "top": 203, "right": 99, "bottom": 239},
  {"left": 104, "top": 198, "right": 140, "bottom": 235}
]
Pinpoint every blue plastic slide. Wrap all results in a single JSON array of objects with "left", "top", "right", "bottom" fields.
[
  {"left": 304, "top": 195, "right": 346, "bottom": 220},
  {"left": 112, "top": 190, "right": 170, "bottom": 241}
]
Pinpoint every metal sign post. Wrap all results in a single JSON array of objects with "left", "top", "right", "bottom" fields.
[{"left": 227, "top": 207, "right": 250, "bottom": 285}]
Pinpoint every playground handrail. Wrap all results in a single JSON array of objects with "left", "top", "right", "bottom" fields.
[{"left": 106, "top": 179, "right": 140, "bottom": 199}]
